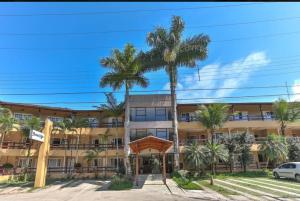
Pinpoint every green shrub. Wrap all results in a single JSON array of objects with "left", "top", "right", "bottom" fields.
[
  {"left": 2, "top": 163, "right": 13, "bottom": 170},
  {"left": 109, "top": 175, "right": 133, "bottom": 190}
]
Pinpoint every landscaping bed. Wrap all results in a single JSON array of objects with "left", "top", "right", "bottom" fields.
[{"left": 108, "top": 175, "right": 133, "bottom": 190}]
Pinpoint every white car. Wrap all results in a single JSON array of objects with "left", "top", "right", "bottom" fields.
[{"left": 273, "top": 162, "right": 300, "bottom": 182}]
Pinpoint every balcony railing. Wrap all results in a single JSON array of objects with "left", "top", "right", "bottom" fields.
[
  {"left": 50, "top": 143, "right": 124, "bottom": 150},
  {"left": 179, "top": 114, "right": 275, "bottom": 122},
  {"left": 1, "top": 142, "right": 38, "bottom": 149}
]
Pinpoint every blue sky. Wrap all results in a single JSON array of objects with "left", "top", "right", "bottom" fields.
[{"left": 0, "top": 2, "right": 300, "bottom": 110}]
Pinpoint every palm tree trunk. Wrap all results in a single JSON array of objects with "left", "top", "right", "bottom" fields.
[
  {"left": 0, "top": 132, "right": 4, "bottom": 149},
  {"left": 169, "top": 66, "right": 179, "bottom": 171},
  {"left": 75, "top": 129, "right": 82, "bottom": 163},
  {"left": 25, "top": 139, "right": 32, "bottom": 181},
  {"left": 115, "top": 120, "right": 119, "bottom": 173},
  {"left": 280, "top": 122, "right": 286, "bottom": 136},
  {"left": 124, "top": 84, "right": 132, "bottom": 176}
]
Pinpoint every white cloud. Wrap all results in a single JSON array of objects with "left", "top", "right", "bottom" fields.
[
  {"left": 291, "top": 80, "right": 300, "bottom": 101},
  {"left": 170, "top": 51, "right": 270, "bottom": 103}
]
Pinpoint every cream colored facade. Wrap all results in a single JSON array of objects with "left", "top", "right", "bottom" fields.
[{"left": 0, "top": 95, "right": 300, "bottom": 177}]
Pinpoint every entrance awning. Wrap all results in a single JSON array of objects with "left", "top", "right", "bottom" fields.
[{"left": 129, "top": 136, "right": 173, "bottom": 153}]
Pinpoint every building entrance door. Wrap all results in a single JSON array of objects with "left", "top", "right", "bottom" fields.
[{"left": 141, "top": 154, "right": 161, "bottom": 174}]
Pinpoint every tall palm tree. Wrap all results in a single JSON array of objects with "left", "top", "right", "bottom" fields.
[
  {"left": 21, "top": 116, "right": 41, "bottom": 181},
  {"left": 52, "top": 118, "right": 77, "bottom": 174},
  {"left": 195, "top": 104, "right": 229, "bottom": 144},
  {"left": 184, "top": 143, "right": 206, "bottom": 174},
  {"left": 259, "top": 133, "right": 287, "bottom": 168},
  {"left": 84, "top": 148, "right": 104, "bottom": 178},
  {"left": 96, "top": 93, "right": 124, "bottom": 173},
  {"left": 235, "top": 132, "right": 254, "bottom": 172},
  {"left": 273, "top": 98, "right": 300, "bottom": 136},
  {"left": 202, "top": 141, "right": 228, "bottom": 176},
  {"left": 222, "top": 134, "right": 239, "bottom": 173},
  {"left": 0, "top": 107, "right": 18, "bottom": 149},
  {"left": 72, "top": 117, "right": 89, "bottom": 163},
  {"left": 100, "top": 44, "right": 149, "bottom": 175},
  {"left": 98, "top": 129, "right": 112, "bottom": 178},
  {"left": 140, "top": 16, "right": 210, "bottom": 170}
]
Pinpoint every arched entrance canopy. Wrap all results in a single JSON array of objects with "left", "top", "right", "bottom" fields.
[
  {"left": 129, "top": 136, "right": 173, "bottom": 185},
  {"left": 129, "top": 136, "right": 173, "bottom": 153}
]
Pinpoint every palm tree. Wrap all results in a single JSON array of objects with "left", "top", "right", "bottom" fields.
[
  {"left": 202, "top": 141, "right": 228, "bottom": 176},
  {"left": 96, "top": 93, "right": 124, "bottom": 173},
  {"left": 236, "top": 132, "right": 254, "bottom": 172},
  {"left": 98, "top": 129, "right": 112, "bottom": 178},
  {"left": 184, "top": 143, "right": 206, "bottom": 174},
  {"left": 222, "top": 134, "right": 239, "bottom": 173},
  {"left": 72, "top": 117, "right": 89, "bottom": 163},
  {"left": 259, "top": 133, "right": 287, "bottom": 168},
  {"left": 139, "top": 16, "right": 210, "bottom": 170},
  {"left": 273, "top": 98, "right": 300, "bottom": 136},
  {"left": 195, "top": 104, "right": 229, "bottom": 144},
  {"left": 21, "top": 116, "right": 41, "bottom": 181},
  {"left": 84, "top": 148, "right": 104, "bottom": 178},
  {"left": 0, "top": 107, "right": 18, "bottom": 149},
  {"left": 52, "top": 118, "right": 77, "bottom": 174},
  {"left": 100, "top": 44, "right": 149, "bottom": 175}
]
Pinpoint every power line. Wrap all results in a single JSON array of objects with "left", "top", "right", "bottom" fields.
[
  {"left": 0, "top": 3, "right": 264, "bottom": 17},
  {"left": 1, "top": 15, "right": 300, "bottom": 36},
  {"left": 4, "top": 92, "right": 299, "bottom": 105},
  {"left": 0, "top": 85, "right": 298, "bottom": 96},
  {"left": 0, "top": 65, "right": 298, "bottom": 85},
  {"left": 1, "top": 53, "right": 300, "bottom": 78},
  {"left": 1, "top": 29, "right": 300, "bottom": 51}
]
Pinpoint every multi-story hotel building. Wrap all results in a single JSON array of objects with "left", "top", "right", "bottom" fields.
[{"left": 0, "top": 94, "right": 300, "bottom": 178}]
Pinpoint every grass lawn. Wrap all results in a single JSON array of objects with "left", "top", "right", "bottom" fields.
[
  {"left": 172, "top": 176, "right": 202, "bottom": 190},
  {"left": 197, "top": 180, "right": 238, "bottom": 196},
  {"left": 178, "top": 170, "right": 300, "bottom": 199}
]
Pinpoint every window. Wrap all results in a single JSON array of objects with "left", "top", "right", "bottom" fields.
[
  {"left": 130, "top": 107, "right": 171, "bottom": 121},
  {"left": 156, "top": 108, "right": 166, "bottom": 121},
  {"left": 156, "top": 128, "right": 168, "bottom": 139},
  {"left": 146, "top": 108, "right": 155, "bottom": 121},
  {"left": 18, "top": 158, "right": 33, "bottom": 168},
  {"left": 93, "top": 158, "right": 103, "bottom": 167},
  {"left": 52, "top": 138, "right": 61, "bottom": 146},
  {"left": 181, "top": 113, "right": 190, "bottom": 122},
  {"left": 136, "top": 108, "right": 146, "bottom": 121},
  {"left": 48, "top": 159, "right": 62, "bottom": 168},
  {"left": 14, "top": 113, "right": 32, "bottom": 121},
  {"left": 88, "top": 118, "right": 99, "bottom": 127},
  {"left": 93, "top": 139, "right": 99, "bottom": 146},
  {"left": 113, "top": 138, "right": 122, "bottom": 146},
  {"left": 234, "top": 111, "right": 248, "bottom": 120},
  {"left": 136, "top": 129, "right": 147, "bottom": 138},
  {"left": 147, "top": 128, "right": 156, "bottom": 136},
  {"left": 48, "top": 116, "right": 63, "bottom": 123},
  {"left": 263, "top": 111, "right": 273, "bottom": 120}
]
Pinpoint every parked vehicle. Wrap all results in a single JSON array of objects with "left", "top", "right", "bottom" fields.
[{"left": 273, "top": 162, "right": 300, "bottom": 181}]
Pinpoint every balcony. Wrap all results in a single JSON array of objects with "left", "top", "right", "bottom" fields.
[
  {"left": 179, "top": 114, "right": 275, "bottom": 122},
  {"left": 50, "top": 143, "right": 123, "bottom": 150}
]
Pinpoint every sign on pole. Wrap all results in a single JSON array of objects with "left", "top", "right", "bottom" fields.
[{"left": 29, "top": 130, "right": 45, "bottom": 142}]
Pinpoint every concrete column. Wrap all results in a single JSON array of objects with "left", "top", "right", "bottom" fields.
[
  {"left": 34, "top": 119, "right": 53, "bottom": 188},
  {"left": 162, "top": 153, "right": 166, "bottom": 184},
  {"left": 135, "top": 153, "right": 139, "bottom": 186}
]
